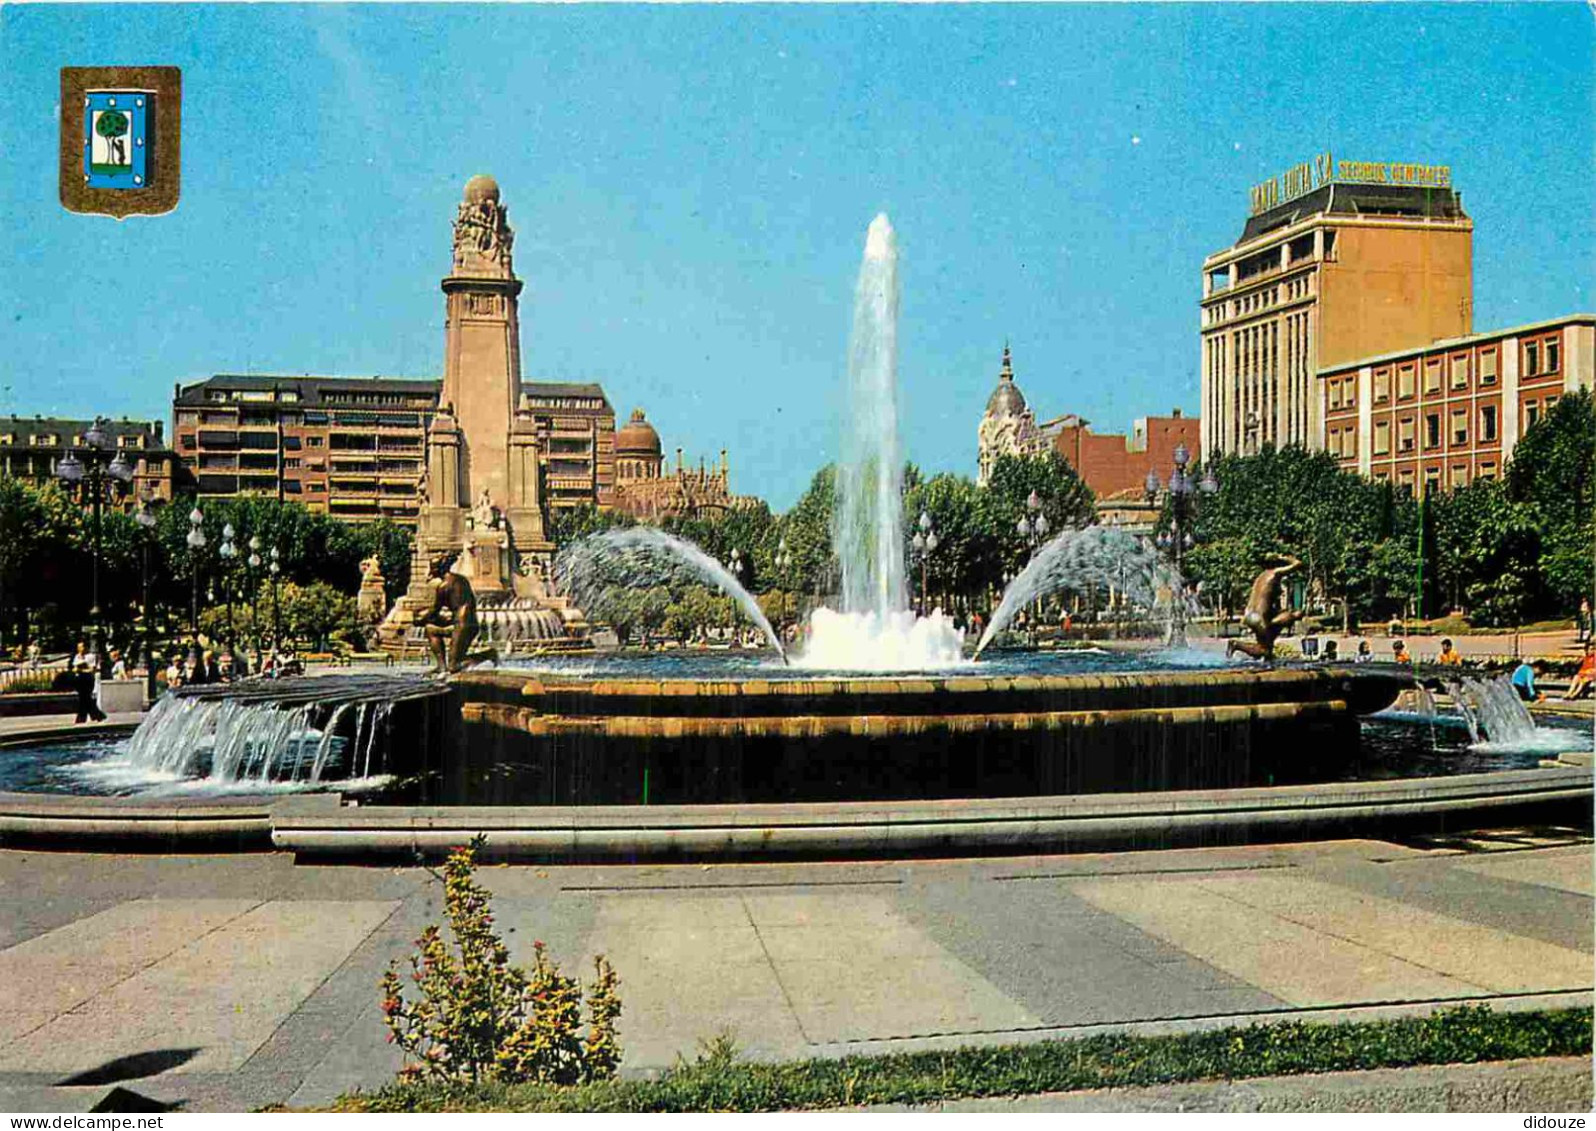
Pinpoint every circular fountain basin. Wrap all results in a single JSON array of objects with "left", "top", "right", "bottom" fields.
[
  {"left": 1, "top": 657, "right": 1588, "bottom": 860},
  {"left": 424, "top": 658, "right": 1412, "bottom": 807}
]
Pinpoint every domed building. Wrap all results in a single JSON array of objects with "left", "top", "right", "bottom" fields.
[
  {"left": 612, "top": 407, "right": 757, "bottom": 521},
  {"left": 614, "top": 408, "right": 664, "bottom": 484},
  {"left": 976, "top": 344, "right": 1045, "bottom": 485}
]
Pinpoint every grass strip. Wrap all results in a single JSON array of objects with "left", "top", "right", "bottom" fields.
[{"left": 333, "top": 1003, "right": 1592, "bottom": 1113}]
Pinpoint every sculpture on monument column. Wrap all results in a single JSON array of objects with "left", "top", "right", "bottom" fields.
[
  {"left": 472, "top": 486, "right": 499, "bottom": 531},
  {"left": 417, "top": 550, "right": 480, "bottom": 674},
  {"left": 1227, "top": 553, "right": 1306, "bottom": 663},
  {"left": 451, "top": 194, "right": 514, "bottom": 271}
]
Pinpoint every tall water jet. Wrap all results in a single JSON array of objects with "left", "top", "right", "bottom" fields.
[
  {"left": 797, "top": 213, "right": 963, "bottom": 670},
  {"left": 835, "top": 213, "right": 906, "bottom": 618}
]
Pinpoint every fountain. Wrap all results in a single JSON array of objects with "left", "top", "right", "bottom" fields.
[{"left": 15, "top": 210, "right": 1555, "bottom": 858}]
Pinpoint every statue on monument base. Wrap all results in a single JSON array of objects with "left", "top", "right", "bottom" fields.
[
  {"left": 1227, "top": 553, "right": 1305, "bottom": 663},
  {"left": 417, "top": 550, "right": 491, "bottom": 675}
]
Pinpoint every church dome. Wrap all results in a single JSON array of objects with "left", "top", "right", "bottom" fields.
[
  {"left": 463, "top": 174, "right": 501, "bottom": 204},
  {"left": 984, "top": 344, "right": 1028, "bottom": 416},
  {"left": 616, "top": 408, "right": 663, "bottom": 457}
]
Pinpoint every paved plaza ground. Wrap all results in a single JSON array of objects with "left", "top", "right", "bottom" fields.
[{"left": 0, "top": 826, "right": 1589, "bottom": 1112}]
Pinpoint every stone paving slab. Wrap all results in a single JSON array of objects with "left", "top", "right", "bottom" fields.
[
  {"left": 0, "top": 900, "right": 260, "bottom": 1047},
  {"left": 1074, "top": 877, "right": 1490, "bottom": 1006},
  {"left": 0, "top": 900, "right": 397, "bottom": 1075},
  {"left": 1452, "top": 846, "right": 1595, "bottom": 897}
]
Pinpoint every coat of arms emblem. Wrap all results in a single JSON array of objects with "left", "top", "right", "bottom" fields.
[{"left": 59, "top": 66, "right": 181, "bottom": 218}]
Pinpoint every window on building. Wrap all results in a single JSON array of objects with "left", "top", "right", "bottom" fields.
[
  {"left": 1545, "top": 337, "right": 1561, "bottom": 373},
  {"left": 1373, "top": 420, "right": 1391, "bottom": 455},
  {"left": 1342, "top": 429, "right": 1357, "bottom": 459},
  {"left": 1398, "top": 418, "right": 1415, "bottom": 452},
  {"left": 1479, "top": 405, "right": 1498, "bottom": 442},
  {"left": 1397, "top": 365, "right": 1416, "bottom": 400},
  {"left": 1328, "top": 427, "right": 1339, "bottom": 453},
  {"left": 1373, "top": 370, "right": 1391, "bottom": 403},
  {"left": 1451, "top": 408, "right": 1468, "bottom": 445},
  {"left": 1545, "top": 394, "right": 1560, "bottom": 411},
  {"left": 1450, "top": 356, "right": 1469, "bottom": 391},
  {"left": 1328, "top": 382, "right": 1342, "bottom": 411},
  {"left": 1397, "top": 468, "right": 1415, "bottom": 496},
  {"left": 1478, "top": 462, "right": 1497, "bottom": 480},
  {"left": 1424, "top": 360, "right": 1441, "bottom": 395},
  {"left": 1479, "top": 350, "right": 1497, "bottom": 384},
  {"left": 1424, "top": 469, "right": 1441, "bottom": 496},
  {"left": 1374, "top": 470, "right": 1391, "bottom": 484},
  {"left": 180, "top": 433, "right": 197, "bottom": 451},
  {"left": 1451, "top": 465, "right": 1469, "bottom": 489},
  {"left": 1525, "top": 400, "right": 1540, "bottom": 429},
  {"left": 1525, "top": 341, "right": 1541, "bottom": 376},
  {"left": 1424, "top": 414, "right": 1440, "bottom": 449},
  {"left": 307, "top": 437, "right": 324, "bottom": 448}
]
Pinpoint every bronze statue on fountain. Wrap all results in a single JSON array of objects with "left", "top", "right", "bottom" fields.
[
  {"left": 1227, "top": 553, "right": 1305, "bottom": 663},
  {"left": 419, "top": 550, "right": 483, "bottom": 675}
]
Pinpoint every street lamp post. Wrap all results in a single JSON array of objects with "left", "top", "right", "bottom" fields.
[
  {"left": 1144, "top": 442, "right": 1218, "bottom": 648},
  {"left": 1014, "top": 490, "right": 1049, "bottom": 630},
  {"left": 247, "top": 536, "right": 262, "bottom": 648},
  {"left": 186, "top": 507, "right": 206, "bottom": 635},
  {"left": 134, "top": 496, "right": 158, "bottom": 702},
  {"left": 56, "top": 418, "right": 135, "bottom": 676},
  {"left": 269, "top": 546, "right": 282, "bottom": 649},
  {"left": 911, "top": 510, "right": 938, "bottom": 615},
  {"left": 774, "top": 538, "right": 794, "bottom": 630},
  {"left": 219, "top": 524, "right": 237, "bottom": 640}
]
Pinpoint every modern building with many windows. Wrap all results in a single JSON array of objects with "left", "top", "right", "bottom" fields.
[
  {"left": 1201, "top": 154, "right": 1473, "bottom": 459},
  {"left": 1318, "top": 313, "right": 1594, "bottom": 493},
  {"left": 171, "top": 373, "right": 616, "bottom": 524}
]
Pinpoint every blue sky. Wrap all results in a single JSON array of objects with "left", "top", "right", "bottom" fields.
[{"left": 2, "top": 3, "right": 1591, "bottom": 509}]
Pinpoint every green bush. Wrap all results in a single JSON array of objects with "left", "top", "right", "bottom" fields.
[{"left": 379, "top": 836, "right": 622, "bottom": 1087}]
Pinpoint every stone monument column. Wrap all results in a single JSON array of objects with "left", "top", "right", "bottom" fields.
[{"left": 387, "top": 174, "right": 584, "bottom": 644}]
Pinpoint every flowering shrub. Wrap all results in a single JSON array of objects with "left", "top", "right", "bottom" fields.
[{"left": 380, "top": 835, "right": 622, "bottom": 1086}]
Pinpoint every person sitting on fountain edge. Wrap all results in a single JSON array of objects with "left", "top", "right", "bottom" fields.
[
  {"left": 1437, "top": 638, "right": 1463, "bottom": 666},
  {"left": 1510, "top": 659, "right": 1543, "bottom": 702},
  {"left": 1564, "top": 645, "right": 1595, "bottom": 701}
]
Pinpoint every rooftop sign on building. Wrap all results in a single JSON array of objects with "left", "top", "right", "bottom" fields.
[{"left": 1248, "top": 152, "right": 1452, "bottom": 216}]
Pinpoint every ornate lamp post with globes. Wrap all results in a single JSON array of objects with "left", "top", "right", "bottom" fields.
[
  {"left": 219, "top": 523, "right": 237, "bottom": 639},
  {"left": 56, "top": 417, "right": 135, "bottom": 676},
  {"left": 911, "top": 511, "right": 938, "bottom": 615},
  {"left": 134, "top": 494, "right": 159, "bottom": 701},
  {"left": 1144, "top": 442, "right": 1217, "bottom": 648},
  {"left": 186, "top": 507, "right": 206, "bottom": 636}
]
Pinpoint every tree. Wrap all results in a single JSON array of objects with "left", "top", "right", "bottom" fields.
[
  {"left": 549, "top": 504, "right": 633, "bottom": 550},
  {"left": 1506, "top": 389, "right": 1595, "bottom": 614},
  {"left": 903, "top": 472, "right": 1000, "bottom": 610},
  {"left": 94, "top": 109, "right": 129, "bottom": 167},
  {"left": 282, "top": 581, "right": 358, "bottom": 651},
  {"left": 983, "top": 452, "right": 1096, "bottom": 573}
]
